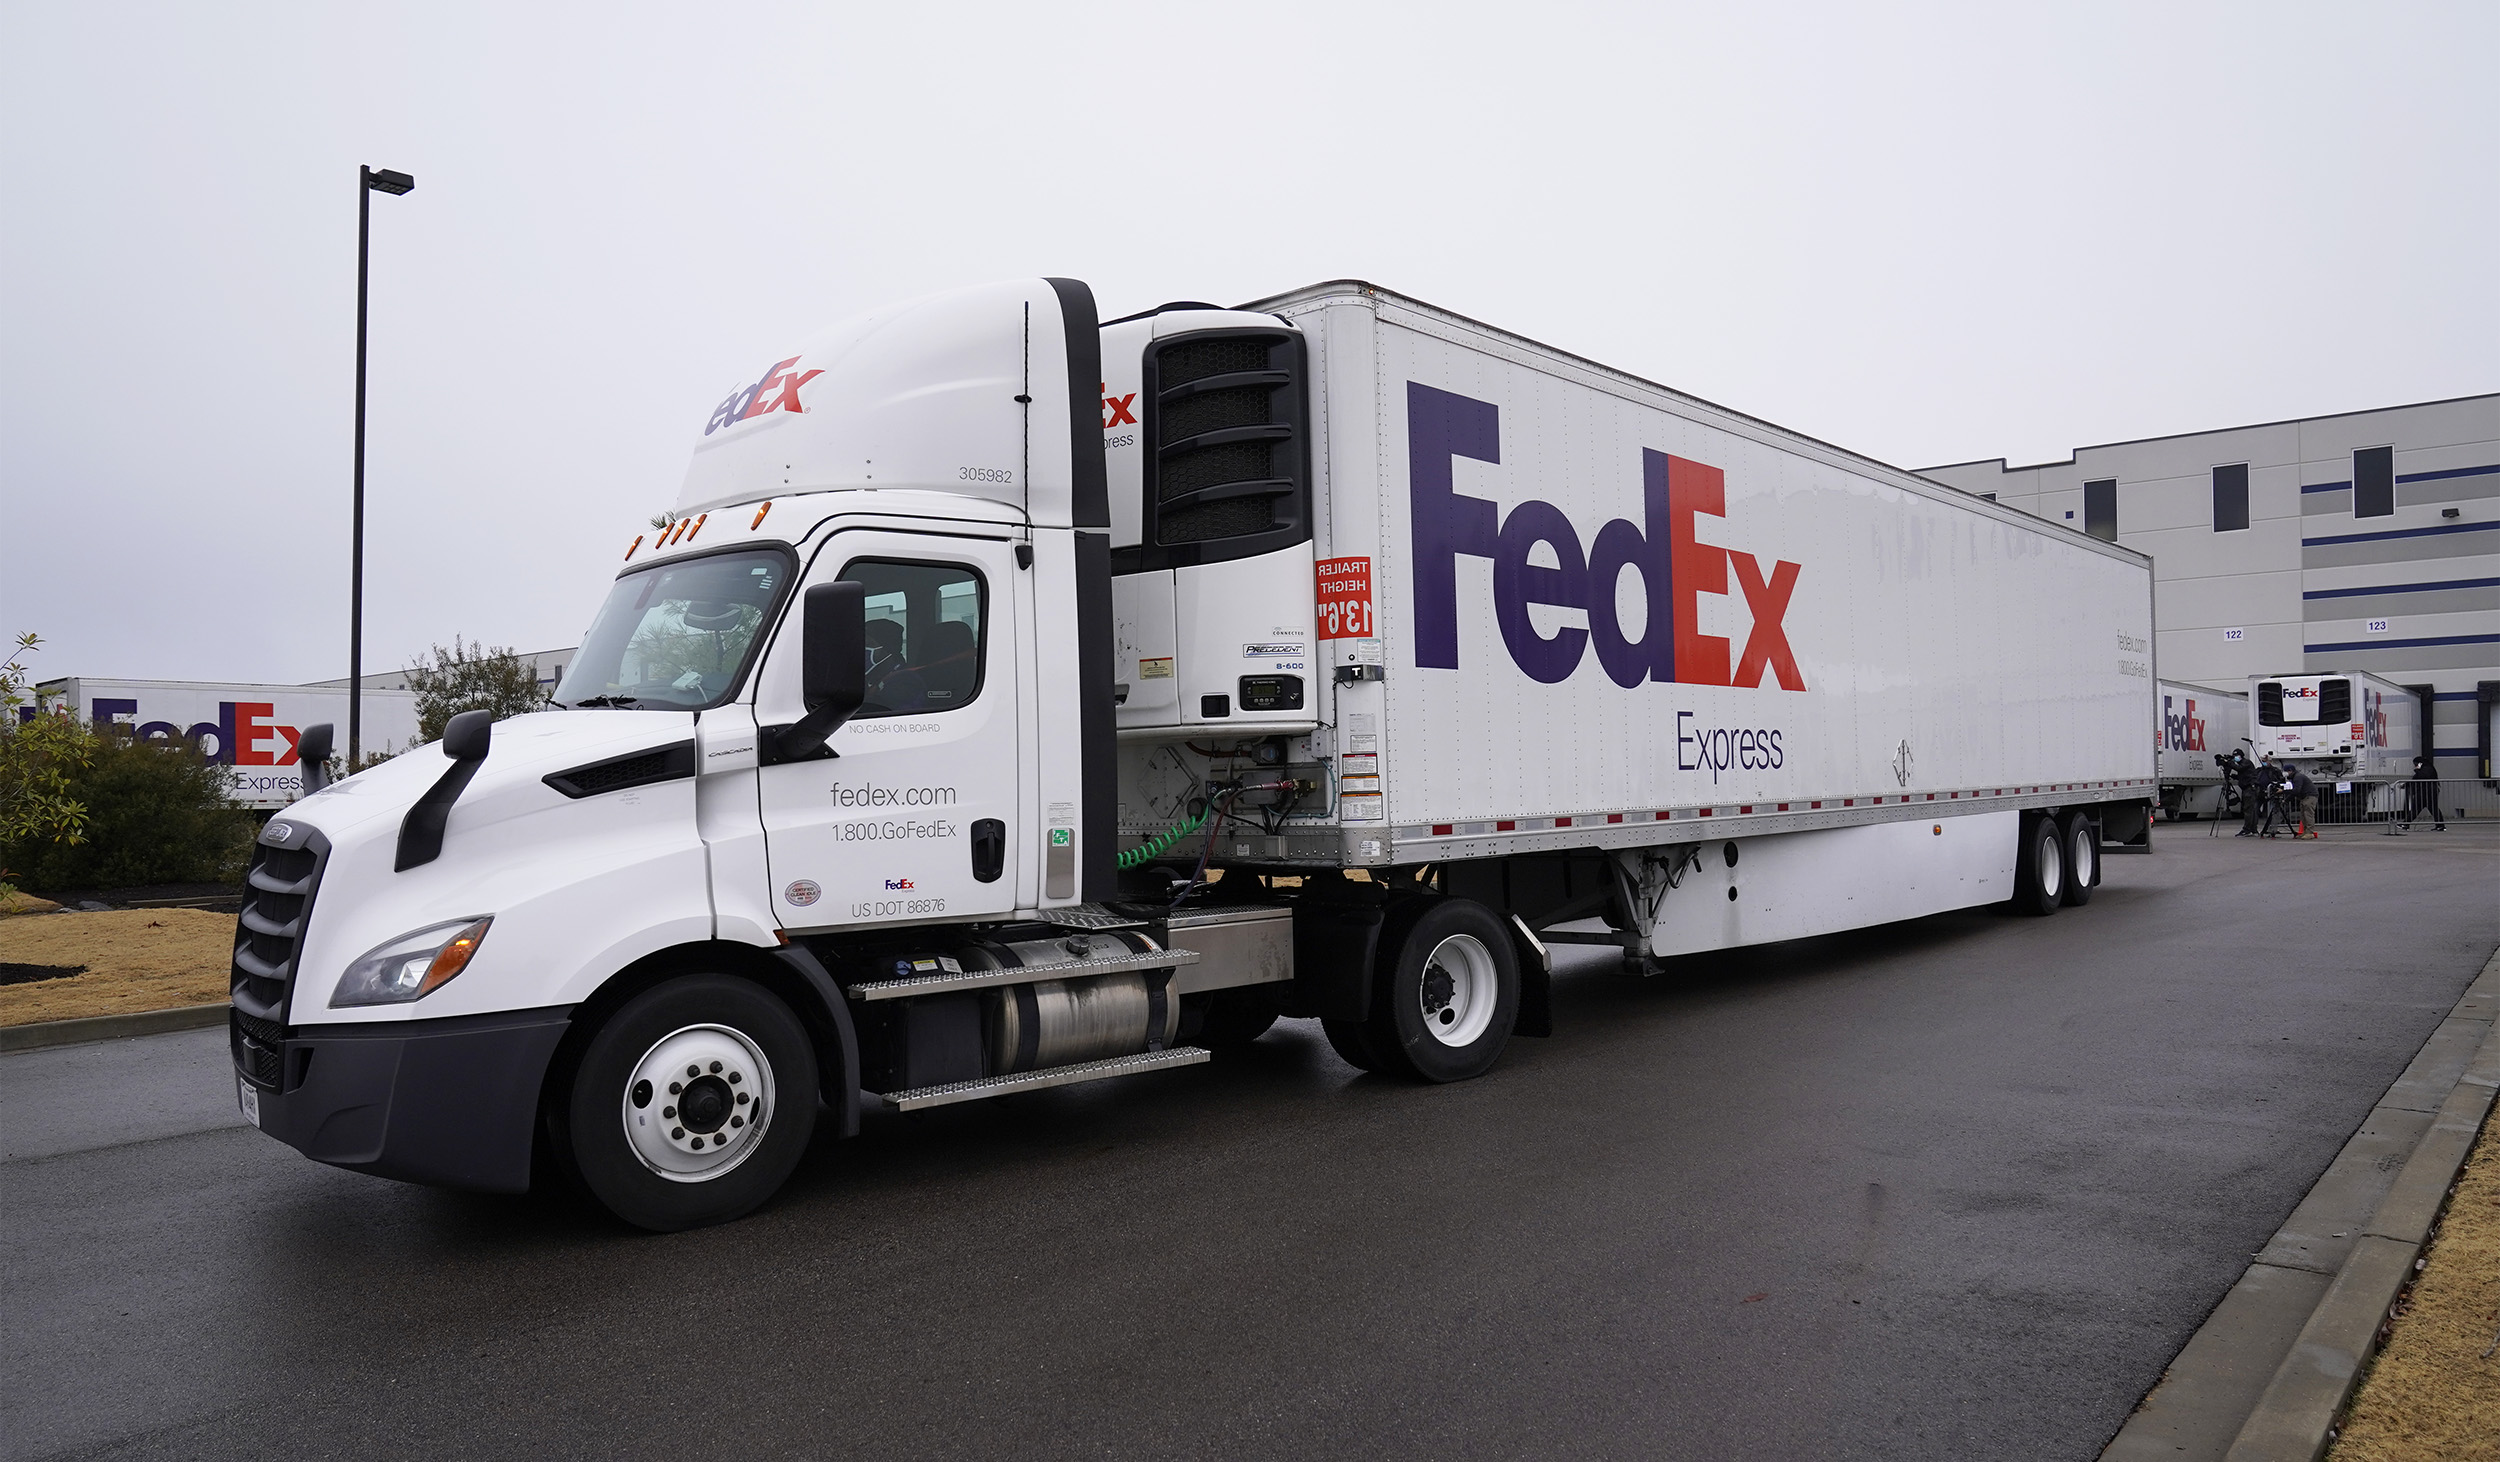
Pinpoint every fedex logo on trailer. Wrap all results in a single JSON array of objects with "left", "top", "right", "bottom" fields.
[
  {"left": 1406, "top": 383, "right": 1804, "bottom": 690},
  {"left": 89, "top": 699, "right": 305, "bottom": 766},
  {"left": 2162, "top": 695, "right": 2208, "bottom": 753}
]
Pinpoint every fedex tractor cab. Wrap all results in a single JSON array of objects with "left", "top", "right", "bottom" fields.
[{"left": 232, "top": 280, "right": 2157, "bottom": 1229}]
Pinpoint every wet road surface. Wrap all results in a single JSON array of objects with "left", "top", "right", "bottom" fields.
[{"left": 5, "top": 825, "right": 2496, "bottom": 1460}]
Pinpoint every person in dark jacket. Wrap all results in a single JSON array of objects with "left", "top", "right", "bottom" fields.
[
  {"left": 2231, "top": 751, "right": 2266, "bottom": 836},
  {"left": 2399, "top": 754, "right": 2447, "bottom": 831},
  {"left": 2286, "top": 763, "right": 2318, "bottom": 838}
]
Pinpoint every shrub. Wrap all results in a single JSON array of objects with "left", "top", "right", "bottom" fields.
[
  {"left": 1, "top": 632, "right": 93, "bottom": 847},
  {"left": 0, "top": 732, "right": 255, "bottom": 892},
  {"left": 406, "top": 637, "right": 548, "bottom": 743}
]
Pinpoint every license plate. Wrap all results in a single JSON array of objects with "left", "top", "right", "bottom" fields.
[{"left": 237, "top": 1077, "right": 261, "bottom": 1128}]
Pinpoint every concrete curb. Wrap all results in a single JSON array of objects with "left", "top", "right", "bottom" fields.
[
  {"left": 2101, "top": 948, "right": 2500, "bottom": 1462},
  {"left": 0, "top": 1002, "right": 230, "bottom": 1054},
  {"left": 2225, "top": 988, "right": 2500, "bottom": 1461}
]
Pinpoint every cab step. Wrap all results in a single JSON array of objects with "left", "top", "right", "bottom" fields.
[
  {"left": 845, "top": 946, "right": 1198, "bottom": 1001},
  {"left": 878, "top": 1047, "right": 1211, "bottom": 1112}
]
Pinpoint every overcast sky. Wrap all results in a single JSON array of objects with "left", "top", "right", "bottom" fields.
[{"left": 4, "top": 2, "right": 2492, "bottom": 686}]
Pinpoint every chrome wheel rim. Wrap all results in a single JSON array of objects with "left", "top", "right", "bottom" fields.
[
  {"left": 1417, "top": 933, "right": 1498, "bottom": 1048},
  {"left": 621, "top": 1023, "right": 776, "bottom": 1183}
]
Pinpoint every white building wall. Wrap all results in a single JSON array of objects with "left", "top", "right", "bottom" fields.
[{"left": 1923, "top": 393, "right": 2500, "bottom": 803}]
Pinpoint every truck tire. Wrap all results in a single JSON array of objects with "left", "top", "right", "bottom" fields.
[
  {"left": 1364, "top": 898, "right": 1520, "bottom": 1083},
  {"left": 1200, "top": 987, "right": 1283, "bottom": 1050},
  {"left": 2060, "top": 813, "right": 2098, "bottom": 907},
  {"left": 566, "top": 974, "right": 818, "bottom": 1232},
  {"left": 1321, "top": 1017, "right": 1387, "bottom": 1073},
  {"left": 2013, "top": 813, "right": 2065, "bottom": 917}
]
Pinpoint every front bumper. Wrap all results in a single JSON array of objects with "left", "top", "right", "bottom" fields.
[{"left": 234, "top": 1005, "right": 573, "bottom": 1194}]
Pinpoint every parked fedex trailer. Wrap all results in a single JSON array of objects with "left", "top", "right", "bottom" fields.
[
  {"left": 2155, "top": 679, "right": 2249, "bottom": 819},
  {"left": 2251, "top": 670, "right": 2421, "bottom": 811},
  {"left": 31, "top": 679, "right": 420, "bottom": 810},
  {"left": 227, "top": 278, "right": 2157, "bottom": 1230}
]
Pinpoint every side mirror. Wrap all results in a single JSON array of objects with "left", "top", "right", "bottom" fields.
[
  {"left": 297, "top": 723, "right": 335, "bottom": 793},
  {"left": 773, "top": 581, "right": 866, "bottom": 762},
  {"left": 442, "top": 709, "right": 493, "bottom": 762},
  {"left": 802, "top": 581, "right": 867, "bottom": 722}
]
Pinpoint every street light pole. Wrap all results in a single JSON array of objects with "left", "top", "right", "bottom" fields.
[{"left": 351, "top": 165, "right": 414, "bottom": 769}]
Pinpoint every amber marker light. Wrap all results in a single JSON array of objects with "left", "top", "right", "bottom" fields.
[
  {"left": 625, "top": 534, "right": 643, "bottom": 560},
  {"left": 751, "top": 500, "right": 774, "bottom": 530},
  {"left": 418, "top": 918, "right": 493, "bottom": 997},
  {"left": 684, "top": 512, "right": 709, "bottom": 541}
]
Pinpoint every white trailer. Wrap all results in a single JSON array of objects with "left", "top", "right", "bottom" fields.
[
  {"left": 2155, "top": 679, "right": 2249, "bottom": 819},
  {"left": 226, "top": 278, "right": 2156, "bottom": 1230},
  {"left": 2250, "top": 670, "right": 2423, "bottom": 813},
  {"left": 31, "top": 678, "right": 420, "bottom": 810}
]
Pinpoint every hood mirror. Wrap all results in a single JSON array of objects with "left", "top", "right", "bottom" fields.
[{"left": 297, "top": 723, "right": 335, "bottom": 793}]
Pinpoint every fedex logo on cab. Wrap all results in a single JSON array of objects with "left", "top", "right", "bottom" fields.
[
  {"left": 703, "top": 356, "right": 822, "bottom": 436},
  {"left": 1406, "top": 383, "right": 1805, "bottom": 693}
]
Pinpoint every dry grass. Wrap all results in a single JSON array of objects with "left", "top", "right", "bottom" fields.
[
  {"left": 0, "top": 909, "right": 233, "bottom": 1026},
  {"left": 2330, "top": 1105, "right": 2500, "bottom": 1460}
]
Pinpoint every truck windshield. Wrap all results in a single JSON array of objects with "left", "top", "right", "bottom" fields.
[{"left": 554, "top": 549, "right": 791, "bottom": 711}]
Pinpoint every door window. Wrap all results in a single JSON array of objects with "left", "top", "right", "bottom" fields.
[{"left": 846, "top": 559, "right": 986, "bottom": 717}]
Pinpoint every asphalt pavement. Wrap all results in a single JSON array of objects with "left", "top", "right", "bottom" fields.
[{"left": 4, "top": 824, "right": 2495, "bottom": 1461}]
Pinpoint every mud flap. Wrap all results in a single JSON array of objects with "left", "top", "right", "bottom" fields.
[{"left": 1507, "top": 914, "right": 1553, "bottom": 1037}]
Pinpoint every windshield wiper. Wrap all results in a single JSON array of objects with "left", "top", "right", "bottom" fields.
[{"left": 570, "top": 694, "right": 642, "bottom": 708}]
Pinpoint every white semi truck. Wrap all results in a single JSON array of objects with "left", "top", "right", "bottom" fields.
[
  {"left": 2154, "top": 679, "right": 2249, "bottom": 820},
  {"left": 31, "top": 678, "right": 420, "bottom": 810},
  {"left": 229, "top": 279, "right": 2156, "bottom": 1229}
]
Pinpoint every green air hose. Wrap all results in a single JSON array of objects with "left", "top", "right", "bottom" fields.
[{"left": 1117, "top": 804, "right": 1214, "bottom": 869}]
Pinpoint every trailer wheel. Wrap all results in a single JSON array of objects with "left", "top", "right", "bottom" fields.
[
  {"left": 2013, "top": 814, "right": 2065, "bottom": 917},
  {"left": 566, "top": 974, "right": 818, "bottom": 1232},
  {"left": 1365, "top": 898, "right": 1520, "bottom": 1083},
  {"left": 2060, "top": 813, "right": 2099, "bottom": 907}
]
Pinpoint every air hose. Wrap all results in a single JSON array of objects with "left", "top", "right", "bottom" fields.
[{"left": 1117, "top": 804, "right": 1214, "bottom": 870}]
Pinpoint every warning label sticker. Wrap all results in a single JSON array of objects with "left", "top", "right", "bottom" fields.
[{"left": 1317, "top": 557, "right": 1373, "bottom": 640}]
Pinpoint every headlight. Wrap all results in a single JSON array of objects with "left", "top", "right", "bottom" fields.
[{"left": 329, "top": 917, "right": 493, "bottom": 1007}]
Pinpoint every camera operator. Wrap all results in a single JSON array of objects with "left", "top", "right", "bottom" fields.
[{"left": 2231, "top": 751, "right": 2268, "bottom": 837}]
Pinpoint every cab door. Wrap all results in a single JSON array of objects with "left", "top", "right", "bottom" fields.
[{"left": 753, "top": 531, "right": 1022, "bottom": 930}]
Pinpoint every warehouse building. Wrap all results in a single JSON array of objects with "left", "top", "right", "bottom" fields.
[{"left": 1920, "top": 393, "right": 2498, "bottom": 808}]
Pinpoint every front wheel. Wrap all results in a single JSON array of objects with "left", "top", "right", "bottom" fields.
[
  {"left": 1364, "top": 899, "right": 1520, "bottom": 1083},
  {"left": 2012, "top": 813, "right": 2065, "bottom": 917},
  {"left": 566, "top": 974, "right": 818, "bottom": 1232}
]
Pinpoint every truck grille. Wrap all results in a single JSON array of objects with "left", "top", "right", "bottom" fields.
[
  {"left": 230, "top": 1007, "right": 284, "bottom": 1088},
  {"left": 230, "top": 821, "right": 330, "bottom": 1086},
  {"left": 1141, "top": 328, "right": 1308, "bottom": 567}
]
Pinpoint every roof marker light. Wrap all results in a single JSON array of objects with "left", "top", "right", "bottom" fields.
[
  {"left": 684, "top": 512, "right": 709, "bottom": 542},
  {"left": 752, "top": 500, "right": 773, "bottom": 530},
  {"left": 624, "top": 535, "right": 643, "bottom": 560}
]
